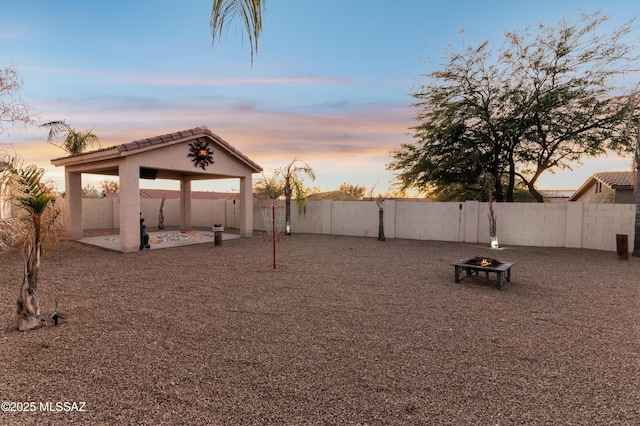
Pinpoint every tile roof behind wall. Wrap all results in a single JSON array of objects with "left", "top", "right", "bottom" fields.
[{"left": 594, "top": 171, "right": 633, "bottom": 188}]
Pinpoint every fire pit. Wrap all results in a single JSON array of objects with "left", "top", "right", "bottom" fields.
[{"left": 451, "top": 257, "right": 514, "bottom": 290}]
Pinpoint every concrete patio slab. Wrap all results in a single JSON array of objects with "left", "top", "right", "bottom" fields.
[{"left": 78, "top": 230, "right": 241, "bottom": 252}]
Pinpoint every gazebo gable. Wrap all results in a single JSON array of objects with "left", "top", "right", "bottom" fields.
[
  {"left": 121, "top": 136, "right": 258, "bottom": 181},
  {"left": 51, "top": 126, "right": 262, "bottom": 178}
]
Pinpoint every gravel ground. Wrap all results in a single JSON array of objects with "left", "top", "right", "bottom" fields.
[{"left": 1, "top": 232, "right": 639, "bottom": 425}]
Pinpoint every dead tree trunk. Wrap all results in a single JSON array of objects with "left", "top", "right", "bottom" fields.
[
  {"left": 284, "top": 179, "right": 292, "bottom": 235},
  {"left": 377, "top": 207, "right": 385, "bottom": 241},
  {"left": 158, "top": 197, "right": 165, "bottom": 230},
  {"left": 633, "top": 130, "right": 640, "bottom": 257},
  {"left": 375, "top": 195, "right": 386, "bottom": 241}
]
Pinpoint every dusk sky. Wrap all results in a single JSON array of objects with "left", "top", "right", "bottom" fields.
[{"left": 1, "top": 0, "right": 637, "bottom": 194}]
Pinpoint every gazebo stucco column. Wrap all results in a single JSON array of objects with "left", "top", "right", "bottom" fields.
[
  {"left": 239, "top": 174, "right": 253, "bottom": 237},
  {"left": 180, "top": 178, "right": 191, "bottom": 232},
  {"left": 119, "top": 159, "right": 140, "bottom": 253},
  {"left": 66, "top": 169, "right": 83, "bottom": 240}
]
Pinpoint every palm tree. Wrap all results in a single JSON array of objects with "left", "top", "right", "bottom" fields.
[
  {"left": 210, "top": 0, "right": 265, "bottom": 64},
  {"left": 1, "top": 158, "right": 61, "bottom": 330},
  {"left": 40, "top": 120, "right": 99, "bottom": 154},
  {"left": 280, "top": 159, "right": 315, "bottom": 235}
]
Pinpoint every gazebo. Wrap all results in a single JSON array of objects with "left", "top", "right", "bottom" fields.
[{"left": 51, "top": 126, "right": 262, "bottom": 253}]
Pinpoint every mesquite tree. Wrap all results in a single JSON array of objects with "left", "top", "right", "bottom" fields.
[{"left": 389, "top": 12, "right": 640, "bottom": 202}]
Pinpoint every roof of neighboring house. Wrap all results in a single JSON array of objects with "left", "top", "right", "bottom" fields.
[
  {"left": 593, "top": 171, "right": 634, "bottom": 188},
  {"left": 539, "top": 190, "right": 574, "bottom": 203},
  {"left": 104, "top": 189, "right": 238, "bottom": 200},
  {"left": 568, "top": 171, "right": 634, "bottom": 201}
]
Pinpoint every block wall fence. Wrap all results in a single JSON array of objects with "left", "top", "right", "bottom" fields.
[{"left": 63, "top": 198, "right": 636, "bottom": 253}]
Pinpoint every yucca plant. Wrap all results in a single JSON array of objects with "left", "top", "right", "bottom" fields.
[{"left": 1, "top": 158, "right": 61, "bottom": 330}]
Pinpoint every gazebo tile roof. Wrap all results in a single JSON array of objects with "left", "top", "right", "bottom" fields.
[
  {"left": 51, "top": 126, "right": 262, "bottom": 172},
  {"left": 58, "top": 146, "right": 118, "bottom": 159},
  {"left": 116, "top": 141, "right": 138, "bottom": 152}
]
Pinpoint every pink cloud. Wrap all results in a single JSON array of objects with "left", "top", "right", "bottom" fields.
[
  {"left": 12, "top": 95, "right": 413, "bottom": 193},
  {"left": 23, "top": 66, "right": 353, "bottom": 87}
]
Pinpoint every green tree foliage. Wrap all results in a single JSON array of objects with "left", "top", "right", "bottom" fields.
[
  {"left": 253, "top": 171, "right": 284, "bottom": 200},
  {"left": 307, "top": 184, "right": 366, "bottom": 201},
  {"left": 426, "top": 179, "right": 535, "bottom": 202},
  {"left": 41, "top": 120, "right": 100, "bottom": 154},
  {"left": 338, "top": 183, "right": 366, "bottom": 200},
  {"left": 388, "top": 12, "right": 640, "bottom": 202}
]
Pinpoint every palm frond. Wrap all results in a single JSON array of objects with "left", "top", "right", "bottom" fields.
[
  {"left": 13, "top": 164, "right": 54, "bottom": 216},
  {"left": 211, "top": 0, "right": 264, "bottom": 64},
  {"left": 40, "top": 120, "right": 71, "bottom": 143},
  {"left": 64, "top": 130, "right": 99, "bottom": 154},
  {"left": 40, "top": 120, "right": 99, "bottom": 154},
  {"left": 0, "top": 217, "right": 27, "bottom": 251}
]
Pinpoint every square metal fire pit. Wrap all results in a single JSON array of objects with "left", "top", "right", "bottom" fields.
[{"left": 451, "top": 257, "right": 514, "bottom": 290}]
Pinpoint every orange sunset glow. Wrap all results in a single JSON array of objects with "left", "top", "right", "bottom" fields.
[{"left": 2, "top": 1, "right": 636, "bottom": 194}]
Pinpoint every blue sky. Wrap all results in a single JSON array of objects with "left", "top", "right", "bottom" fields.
[{"left": 1, "top": 0, "right": 637, "bottom": 194}]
